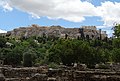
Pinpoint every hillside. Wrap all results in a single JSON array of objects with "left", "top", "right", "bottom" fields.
[{"left": 6, "top": 24, "right": 107, "bottom": 40}]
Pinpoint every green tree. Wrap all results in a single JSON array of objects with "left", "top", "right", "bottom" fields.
[
  {"left": 1, "top": 47, "right": 22, "bottom": 66},
  {"left": 0, "top": 36, "right": 7, "bottom": 48},
  {"left": 1, "top": 48, "right": 12, "bottom": 65},
  {"left": 78, "top": 43, "right": 94, "bottom": 65},
  {"left": 23, "top": 52, "right": 32, "bottom": 67},
  {"left": 113, "top": 38, "right": 120, "bottom": 48},
  {"left": 112, "top": 48, "right": 120, "bottom": 62},
  {"left": 48, "top": 46, "right": 62, "bottom": 64},
  {"left": 23, "top": 49, "right": 37, "bottom": 67},
  {"left": 113, "top": 24, "right": 120, "bottom": 38}
]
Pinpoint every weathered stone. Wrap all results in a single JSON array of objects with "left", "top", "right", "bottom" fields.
[
  {"left": 0, "top": 65, "right": 120, "bottom": 81},
  {"left": 47, "top": 77, "right": 56, "bottom": 81},
  {"left": 0, "top": 74, "right": 5, "bottom": 81},
  {"left": 7, "top": 24, "right": 107, "bottom": 40},
  {"left": 0, "top": 70, "right": 5, "bottom": 81},
  {"left": 29, "top": 73, "right": 47, "bottom": 81},
  {"left": 73, "top": 63, "right": 87, "bottom": 70}
]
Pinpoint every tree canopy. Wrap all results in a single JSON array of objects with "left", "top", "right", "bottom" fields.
[{"left": 0, "top": 30, "right": 119, "bottom": 68}]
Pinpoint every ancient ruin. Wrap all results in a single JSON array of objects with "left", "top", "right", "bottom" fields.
[
  {"left": 6, "top": 24, "right": 107, "bottom": 40},
  {"left": 0, "top": 64, "right": 120, "bottom": 81}
]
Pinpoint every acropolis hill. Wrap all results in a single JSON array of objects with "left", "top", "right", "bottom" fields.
[{"left": 6, "top": 24, "right": 107, "bottom": 40}]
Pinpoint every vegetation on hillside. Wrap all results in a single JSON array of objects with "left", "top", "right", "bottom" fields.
[{"left": 0, "top": 24, "right": 120, "bottom": 68}]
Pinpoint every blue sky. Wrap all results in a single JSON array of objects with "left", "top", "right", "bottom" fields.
[{"left": 0, "top": 0, "right": 120, "bottom": 37}]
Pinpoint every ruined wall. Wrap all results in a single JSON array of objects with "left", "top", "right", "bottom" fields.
[{"left": 0, "top": 66, "right": 120, "bottom": 81}]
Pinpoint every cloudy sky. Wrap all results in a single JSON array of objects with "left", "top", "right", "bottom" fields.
[{"left": 0, "top": 0, "right": 120, "bottom": 36}]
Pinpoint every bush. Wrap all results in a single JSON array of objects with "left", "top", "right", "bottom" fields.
[
  {"left": 23, "top": 53, "right": 32, "bottom": 67},
  {"left": 48, "top": 62, "right": 59, "bottom": 69}
]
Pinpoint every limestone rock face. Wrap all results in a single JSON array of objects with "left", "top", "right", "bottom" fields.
[{"left": 6, "top": 24, "right": 107, "bottom": 40}]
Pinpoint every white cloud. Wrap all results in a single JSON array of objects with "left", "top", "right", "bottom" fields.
[
  {"left": 5, "top": 0, "right": 97, "bottom": 22},
  {"left": 97, "top": 25, "right": 113, "bottom": 37},
  {"left": 0, "top": 0, "right": 13, "bottom": 11},
  {"left": 106, "top": 30, "right": 114, "bottom": 37},
  {"left": 97, "top": 25, "right": 113, "bottom": 29},
  {"left": 96, "top": 1, "right": 120, "bottom": 26},
  {"left": 83, "top": 0, "right": 92, "bottom": 3},
  {"left": 0, "top": 0, "right": 120, "bottom": 27},
  {"left": 30, "top": 12, "right": 40, "bottom": 19},
  {"left": 3, "top": 2, "right": 13, "bottom": 11},
  {"left": 0, "top": 0, "right": 5, "bottom": 6},
  {"left": 0, "top": 29, "right": 7, "bottom": 33}
]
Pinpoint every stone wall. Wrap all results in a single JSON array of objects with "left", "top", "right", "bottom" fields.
[{"left": 0, "top": 66, "right": 120, "bottom": 81}]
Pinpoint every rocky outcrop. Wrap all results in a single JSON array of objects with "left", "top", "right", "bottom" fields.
[{"left": 6, "top": 24, "right": 107, "bottom": 40}]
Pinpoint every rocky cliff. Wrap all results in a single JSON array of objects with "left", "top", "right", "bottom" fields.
[{"left": 6, "top": 24, "right": 107, "bottom": 40}]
